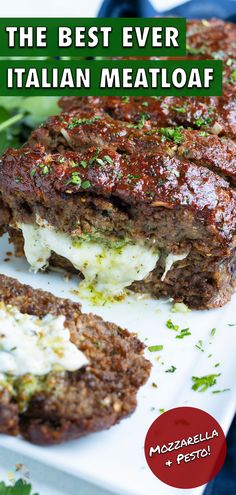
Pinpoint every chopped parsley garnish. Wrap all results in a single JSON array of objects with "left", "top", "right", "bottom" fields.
[
  {"left": 192, "top": 373, "right": 221, "bottom": 392},
  {"left": 127, "top": 174, "right": 140, "bottom": 182},
  {"left": 172, "top": 106, "right": 186, "bottom": 113},
  {"left": 186, "top": 44, "right": 206, "bottom": 55},
  {"left": 142, "top": 101, "right": 149, "bottom": 107},
  {"left": 152, "top": 382, "right": 158, "bottom": 388},
  {"left": 80, "top": 160, "right": 88, "bottom": 168},
  {"left": 176, "top": 328, "right": 191, "bottom": 339},
  {"left": 148, "top": 345, "right": 164, "bottom": 352},
  {"left": 67, "top": 115, "right": 101, "bottom": 129},
  {"left": 195, "top": 107, "right": 214, "bottom": 127},
  {"left": 30, "top": 162, "right": 52, "bottom": 177},
  {"left": 228, "top": 323, "right": 236, "bottom": 327},
  {"left": 195, "top": 340, "right": 204, "bottom": 352},
  {"left": 229, "top": 68, "right": 236, "bottom": 84},
  {"left": 122, "top": 96, "right": 130, "bottom": 103},
  {"left": 195, "top": 115, "right": 213, "bottom": 127},
  {"left": 159, "top": 408, "right": 165, "bottom": 414},
  {"left": 81, "top": 180, "right": 91, "bottom": 189},
  {"left": 211, "top": 328, "right": 216, "bottom": 336},
  {"left": 95, "top": 158, "right": 106, "bottom": 166},
  {"left": 42, "top": 165, "right": 49, "bottom": 175},
  {"left": 103, "top": 155, "right": 114, "bottom": 164},
  {"left": 212, "top": 388, "right": 230, "bottom": 394},
  {"left": 166, "top": 319, "right": 179, "bottom": 331},
  {"left": 159, "top": 127, "right": 183, "bottom": 144},
  {"left": 127, "top": 112, "right": 150, "bottom": 130},
  {"left": 67, "top": 171, "right": 81, "bottom": 186},
  {"left": 15, "top": 176, "right": 21, "bottom": 183},
  {"left": 198, "top": 131, "right": 209, "bottom": 137},
  {"left": 166, "top": 316, "right": 191, "bottom": 338},
  {"left": 165, "top": 365, "right": 177, "bottom": 373},
  {"left": 136, "top": 111, "right": 151, "bottom": 129},
  {"left": 89, "top": 151, "right": 113, "bottom": 168}
]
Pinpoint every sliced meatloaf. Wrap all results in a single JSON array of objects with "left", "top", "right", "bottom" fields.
[
  {"left": 0, "top": 18, "right": 236, "bottom": 309},
  {"left": 0, "top": 274, "right": 150, "bottom": 445},
  {"left": 0, "top": 131, "right": 236, "bottom": 309}
]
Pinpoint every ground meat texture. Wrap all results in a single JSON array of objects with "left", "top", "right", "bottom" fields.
[
  {"left": 0, "top": 195, "right": 10, "bottom": 235},
  {"left": 0, "top": 275, "right": 151, "bottom": 445}
]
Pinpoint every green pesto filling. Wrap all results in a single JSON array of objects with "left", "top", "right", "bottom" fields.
[
  {"left": 0, "top": 372, "right": 65, "bottom": 413},
  {"left": 72, "top": 231, "right": 135, "bottom": 253}
]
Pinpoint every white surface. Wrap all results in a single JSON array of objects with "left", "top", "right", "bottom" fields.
[
  {"left": 0, "top": 233, "right": 235, "bottom": 495},
  {"left": 0, "top": 446, "right": 113, "bottom": 495}
]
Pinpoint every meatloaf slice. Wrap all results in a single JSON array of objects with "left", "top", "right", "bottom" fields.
[
  {"left": 0, "top": 274, "right": 150, "bottom": 445},
  {"left": 29, "top": 109, "right": 236, "bottom": 185},
  {"left": 0, "top": 139, "right": 236, "bottom": 309},
  {"left": 59, "top": 20, "right": 236, "bottom": 139},
  {"left": 59, "top": 94, "right": 236, "bottom": 140}
]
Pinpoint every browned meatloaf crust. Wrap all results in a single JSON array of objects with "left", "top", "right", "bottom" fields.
[
  {"left": 0, "top": 275, "right": 150, "bottom": 445},
  {"left": 0, "top": 18, "right": 236, "bottom": 309},
  {"left": 29, "top": 109, "right": 236, "bottom": 185}
]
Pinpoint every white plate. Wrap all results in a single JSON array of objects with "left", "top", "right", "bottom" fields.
[{"left": 0, "top": 233, "right": 236, "bottom": 495}]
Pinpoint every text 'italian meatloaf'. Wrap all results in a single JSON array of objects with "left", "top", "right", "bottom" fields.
[
  {"left": 0, "top": 18, "right": 236, "bottom": 309},
  {"left": 0, "top": 275, "right": 150, "bottom": 445}
]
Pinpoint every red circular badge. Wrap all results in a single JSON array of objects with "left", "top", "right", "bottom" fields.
[{"left": 144, "top": 407, "right": 227, "bottom": 489}]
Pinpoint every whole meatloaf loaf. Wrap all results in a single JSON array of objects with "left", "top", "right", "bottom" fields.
[{"left": 0, "top": 274, "right": 150, "bottom": 445}]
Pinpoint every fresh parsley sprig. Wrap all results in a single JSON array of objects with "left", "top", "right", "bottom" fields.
[{"left": 0, "top": 479, "right": 38, "bottom": 495}]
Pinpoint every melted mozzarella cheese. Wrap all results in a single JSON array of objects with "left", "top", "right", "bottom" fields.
[
  {"left": 161, "top": 251, "right": 189, "bottom": 282},
  {"left": 0, "top": 303, "right": 88, "bottom": 376},
  {"left": 20, "top": 223, "right": 160, "bottom": 295}
]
